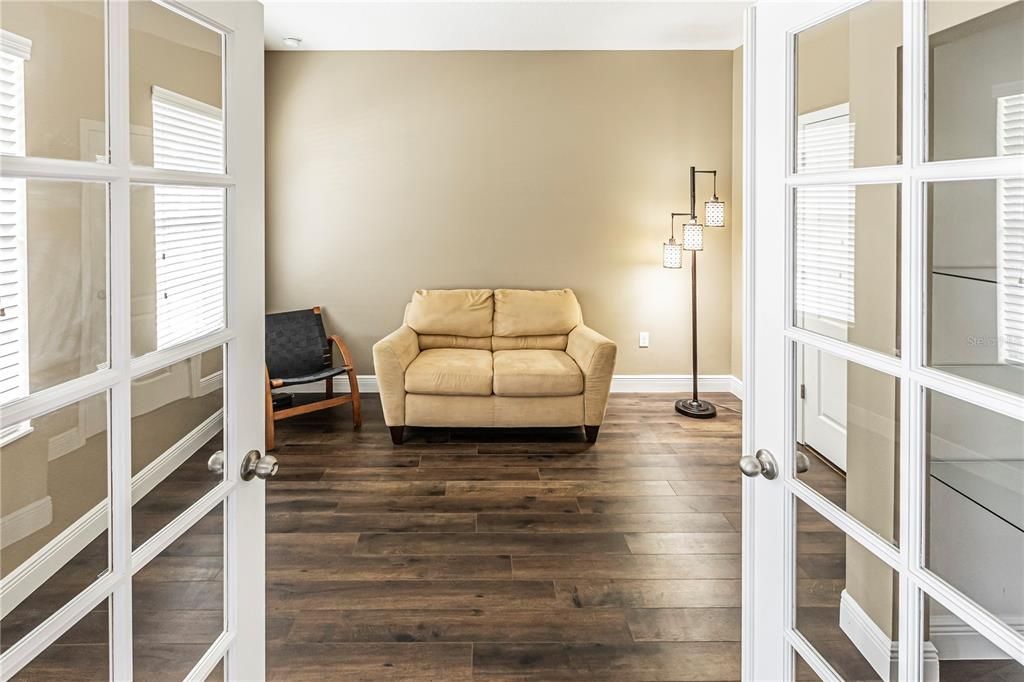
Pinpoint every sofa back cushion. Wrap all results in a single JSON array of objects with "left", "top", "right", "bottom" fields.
[
  {"left": 406, "top": 289, "right": 493, "bottom": 338},
  {"left": 493, "top": 289, "right": 581, "bottom": 337}
]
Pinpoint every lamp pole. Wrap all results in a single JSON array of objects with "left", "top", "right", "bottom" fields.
[{"left": 674, "top": 165, "right": 718, "bottom": 419}]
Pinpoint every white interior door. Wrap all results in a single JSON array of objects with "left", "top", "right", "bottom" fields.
[
  {"left": 747, "top": 1, "right": 1024, "bottom": 680},
  {"left": 0, "top": 1, "right": 266, "bottom": 679}
]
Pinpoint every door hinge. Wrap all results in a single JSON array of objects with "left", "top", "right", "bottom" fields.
[{"left": 799, "top": 383, "right": 806, "bottom": 400}]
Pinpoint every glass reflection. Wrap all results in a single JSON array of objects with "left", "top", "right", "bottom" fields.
[
  {"left": 794, "top": 0, "right": 902, "bottom": 171},
  {"left": 928, "top": 179, "right": 1024, "bottom": 397},
  {"left": 928, "top": 1, "right": 1024, "bottom": 162},
  {"left": 0, "top": 1, "right": 107, "bottom": 162}
]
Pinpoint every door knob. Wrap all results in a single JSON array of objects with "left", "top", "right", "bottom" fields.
[
  {"left": 795, "top": 451, "right": 810, "bottom": 474},
  {"left": 207, "top": 450, "right": 225, "bottom": 475},
  {"left": 241, "top": 450, "right": 279, "bottom": 481},
  {"left": 738, "top": 449, "right": 779, "bottom": 480}
]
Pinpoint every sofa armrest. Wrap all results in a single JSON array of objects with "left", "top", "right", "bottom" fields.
[
  {"left": 567, "top": 325, "right": 617, "bottom": 426},
  {"left": 372, "top": 325, "right": 420, "bottom": 426}
]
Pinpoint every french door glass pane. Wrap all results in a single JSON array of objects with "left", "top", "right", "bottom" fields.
[
  {"left": 133, "top": 502, "right": 224, "bottom": 680},
  {"left": 0, "top": 392, "right": 108, "bottom": 654},
  {"left": 205, "top": 658, "right": 225, "bottom": 681},
  {"left": 926, "top": 178, "right": 1024, "bottom": 397},
  {"left": 793, "top": 0, "right": 902, "bottom": 172},
  {"left": 924, "top": 593, "right": 1024, "bottom": 679},
  {"left": 131, "top": 346, "right": 224, "bottom": 549},
  {"left": 0, "top": 179, "right": 108, "bottom": 399},
  {"left": 794, "top": 342, "right": 900, "bottom": 545},
  {"left": 796, "top": 499, "right": 899, "bottom": 682},
  {"left": 795, "top": 649, "right": 823, "bottom": 681},
  {"left": 0, "top": 1, "right": 107, "bottom": 163},
  {"left": 9, "top": 598, "right": 109, "bottom": 681},
  {"left": 925, "top": 389, "right": 1023, "bottom": 624},
  {"left": 926, "top": 1, "right": 1024, "bottom": 162},
  {"left": 129, "top": 1, "right": 223, "bottom": 172},
  {"left": 793, "top": 183, "right": 901, "bottom": 357},
  {"left": 130, "top": 184, "right": 226, "bottom": 357}
]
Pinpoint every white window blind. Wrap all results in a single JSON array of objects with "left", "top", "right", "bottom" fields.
[
  {"left": 795, "top": 105, "right": 856, "bottom": 324},
  {"left": 152, "top": 86, "right": 224, "bottom": 350},
  {"left": 997, "top": 92, "right": 1024, "bottom": 365},
  {"left": 0, "top": 33, "right": 30, "bottom": 410}
]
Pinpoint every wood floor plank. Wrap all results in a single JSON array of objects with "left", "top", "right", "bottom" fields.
[
  {"left": 512, "top": 554, "right": 740, "bottom": 580},
  {"left": 321, "top": 467, "right": 542, "bottom": 481},
  {"left": 283, "top": 608, "right": 634, "bottom": 644},
  {"left": 578, "top": 495, "right": 740, "bottom": 514},
  {"left": 446, "top": 481, "right": 677, "bottom": 497},
  {"left": 626, "top": 607, "right": 741, "bottom": 642},
  {"left": 268, "top": 580, "right": 559, "bottom": 610},
  {"left": 268, "top": 512, "right": 477, "bottom": 533},
  {"left": 554, "top": 580, "right": 741, "bottom": 608},
  {"left": 623, "top": 532, "right": 742, "bottom": 555},
  {"left": 353, "top": 532, "right": 632, "bottom": 556},
  {"left": 668, "top": 480, "right": 740, "bottom": 496},
  {"left": 330, "top": 494, "right": 579, "bottom": 514},
  {"left": 472, "top": 641, "right": 741, "bottom": 681},
  {"left": 267, "top": 642, "right": 473, "bottom": 682},
  {"left": 538, "top": 466, "right": 739, "bottom": 481},
  {"left": 269, "top": 555, "right": 512, "bottom": 581},
  {"left": 477, "top": 512, "right": 733, "bottom": 533}
]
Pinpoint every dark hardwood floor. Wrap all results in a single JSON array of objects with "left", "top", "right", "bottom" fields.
[
  {"left": 9, "top": 393, "right": 1019, "bottom": 680},
  {"left": 265, "top": 393, "right": 744, "bottom": 681}
]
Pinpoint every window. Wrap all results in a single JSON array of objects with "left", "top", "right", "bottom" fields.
[
  {"left": 997, "top": 92, "right": 1024, "bottom": 366},
  {"left": 795, "top": 104, "right": 856, "bottom": 324},
  {"left": 0, "top": 30, "right": 32, "bottom": 444},
  {"left": 151, "top": 86, "right": 224, "bottom": 350}
]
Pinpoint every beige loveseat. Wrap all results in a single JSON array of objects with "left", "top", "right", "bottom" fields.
[{"left": 373, "top": 288, "right": 617, "bottom": 444}]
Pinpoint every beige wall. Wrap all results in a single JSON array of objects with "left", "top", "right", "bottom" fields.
[
  {"left": 730, "top": 47, "right": 744, "bottom": 380},
  {"left": 265, "top": 50, "right": 741, "bottom": 377}
]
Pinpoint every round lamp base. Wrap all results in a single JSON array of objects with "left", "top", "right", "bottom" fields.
[{"left": 674, "top": 398, "right": 717, "bottom": 419}]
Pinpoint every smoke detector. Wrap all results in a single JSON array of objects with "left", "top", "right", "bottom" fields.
[{"left": 282, "top": 37, "right": 303, "bottom": 49}]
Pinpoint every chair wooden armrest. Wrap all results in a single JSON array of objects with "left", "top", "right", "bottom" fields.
[{"left": 328, "top": 334, "right": 356, "bottom": 371}]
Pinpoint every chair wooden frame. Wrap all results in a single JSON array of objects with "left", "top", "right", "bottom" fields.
[{"left": 265, "top": 307, "right": 362, "bottom": 450}]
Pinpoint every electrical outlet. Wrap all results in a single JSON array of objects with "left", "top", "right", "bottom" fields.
[{"left": 639, "top": 332, "right": 650, "bottom": 348}]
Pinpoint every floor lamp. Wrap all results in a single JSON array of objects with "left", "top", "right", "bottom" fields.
[{"left": 663, "top": 166, "right": 726, "bottom": 419}]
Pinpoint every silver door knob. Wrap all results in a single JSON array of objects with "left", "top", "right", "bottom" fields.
[
  {"left": 241, "top": 450, "right": 279, "bottom": 481},
  {"left": 207, "top": 450, "right": 225, "bottom": 475},
  {"left": 795, "top": 451, "right": 810, "bottom": 474},
  {"left": 738, "top": 449, "right": 779, "bottom": 480}
]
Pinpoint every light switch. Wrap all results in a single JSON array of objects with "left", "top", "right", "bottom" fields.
[{"left": 639, "top": 332, "right": 650, "bottom": 348}]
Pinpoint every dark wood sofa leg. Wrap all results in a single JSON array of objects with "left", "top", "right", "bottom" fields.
[
  {"left": 389, "top": 426, "right": 405, "bottom": 445},
  {"left": 584, "top": 425, "right": 600, "bottom": 443}
]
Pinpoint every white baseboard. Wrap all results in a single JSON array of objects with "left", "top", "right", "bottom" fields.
[
  {"left": 0, "top": 497, "right": 53, "bottom": 550},
  {"left": 930, "top": 612, "right": 1024, "bottom": 660},
  {"left": 0, "top": 410, "right": 223, "bottom": 619},
  {"left": 290, "top": 374, "right": 744, "bottom": 399},
  {"left": 840, "top": 589, "right": 939, "bottom": 682}
]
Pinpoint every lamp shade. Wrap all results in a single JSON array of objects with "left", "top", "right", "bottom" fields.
[
  {"left": 705, "top": 197, "right": 725, "bottom": 227},
  {"left": 683, "top": 220, "right": 704, "bottom": 251},
  {"left": 663, "top": 237, "right": 683, "bottom": 268}
]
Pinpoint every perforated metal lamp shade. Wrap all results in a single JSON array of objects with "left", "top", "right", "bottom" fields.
[
  {"left": 705, "top": 196, "right": 725, "bottom": 227},
  {"left": 683, "top": 220, "right": 704, "bottom": 251},
  {"left": 663, "top": 237, "right": 683, "bottom": 268}
]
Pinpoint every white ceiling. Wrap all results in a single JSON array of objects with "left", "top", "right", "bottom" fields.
[{"left": 262, "top": 1, "right": 750, "bottom": 52}]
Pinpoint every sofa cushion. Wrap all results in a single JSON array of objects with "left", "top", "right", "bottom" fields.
[
  {"left": 491, "top": 334, "right": 568, "bottom": 351},
  {"left": 493, "top": 289, "right": 580, "bottom": 337},
  {"left": 493, "top": 350, "right": 584, "bottom": 397},
  {"left": 405, "top": 348, "right": 493, "bottom": 396},
  {"left": 407, "top": 289, "right": 493, "bottom": 337},
  {"left": 419, "top": 334, "right": 492, "bottom": 351}
]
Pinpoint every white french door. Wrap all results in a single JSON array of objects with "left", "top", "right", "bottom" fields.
[
  {"left": 747, "top": 1, "right": 1024, "bottom": 680},
  {"left": 0, "top": 1, "right": 266, "bottom": 679}
]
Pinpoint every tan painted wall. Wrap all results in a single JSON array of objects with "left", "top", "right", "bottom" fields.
[
  {"left": 265, "top": 50, "right": 739, "bottom": 376},
  {"left": 731, "top": 47, "right": 744, "bottom": 380}
]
